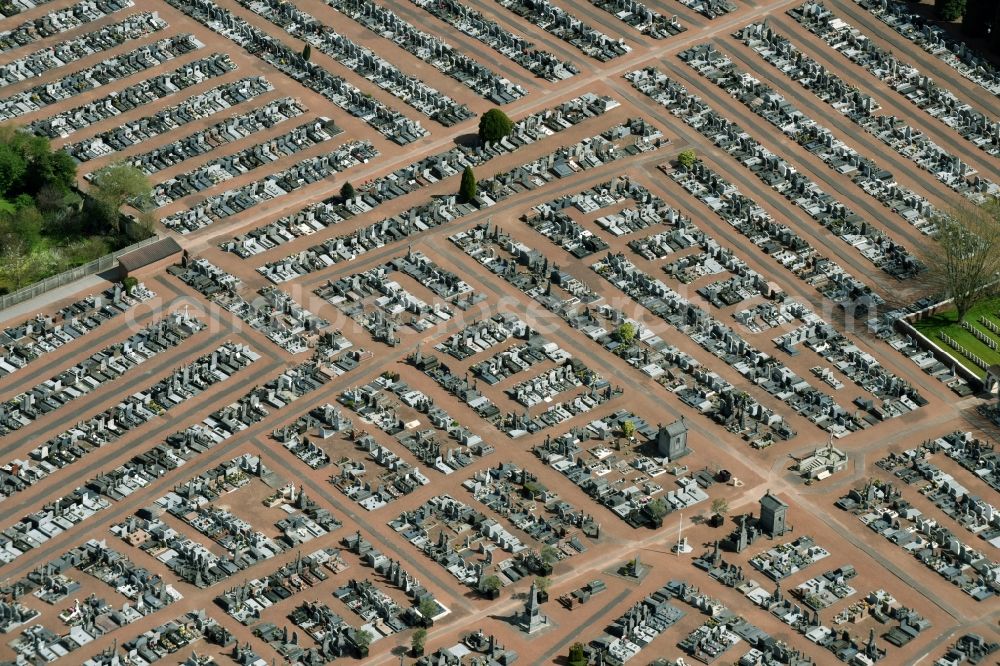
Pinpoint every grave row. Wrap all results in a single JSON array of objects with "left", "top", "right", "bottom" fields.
[
  {"left": 840, "top": 477, "right": 997, "bottom": 601},
  {"left": 739, "top": 22, "right": 998, "bottom": 218},
  {"left": 113, "top": 96, "right": 303, "bottom": 176},
  {"left": 84, "top": 610, "right": 229, "bottom": 666},
  {"left": 226, "top": 94, "right": 619, "bottom": 259},
  {"left": 256, "top": 115, "right": 659, "bottom": 283},
  {"left": 675, "top": 0, "right": 736, "bottom": 20},
  {"left": 0, "top": 348, "right": 364, "bottom": 571},
  {"left": 0, "top": 0, "right": 133, "bottom": 54},
  {"left": 388, "top": 493, "right": 551, "bottom": 587},
  {"left": 791, "top": 2, "right": 1000, "bottom": 158},
  {"left": 172, "top": 257, "right": 329, "bottom": 354},
  {"left": 773, "top": 316, "right": 924, "bottom": 419},
  {"left": 962, "top": 320, "right": 999, "bottom": 351},
  {"left": 676, "top": 48, "right": 922, "bottom": 279},
  {"left": 661, "top": 159, "right": 882, "bottom": 315},
  {"left": 939, "top": 332, "right": 991, "bottom": 371},
  {"left": 66, "top": 77, "right": 273, "bottom": 162},
  {"left": 326, "top": 0, "right": 526, "bottom": 105},
  {"left": 148, "top": 117, "right": 341, "bottom": 207},
  {"left": 464, "top": 463, "right": 595, "bottom": 554},
  {"left": 2, "top": 539, "right": 182, "bottom": 658},
  {"left": 0, "top": 0, "right": 54, "bottom": 18},
  {"left": 884, "top": 437, "right": 1000, "bottom": 548},
  {"left": 855, "top": 0, "right": 1000, "bottom": 98},
  {"left": 591, "top": 581, "right": 686, "bottom": 663},
  {"left": 592, "top": 251, "right": 857, "bottom": 437},
  {"left": 0, "top": 491, "right": 111, "bottom": 568},
  {"left": 30, "top": 53, "right": 236, "bottom": 139},
  {"left": 167, "top": 0, "right": 427, "bottom": 145},
  {"left": 0, "top": 342, "right": 259, "bottom": 502},
  {"left": 0, "top": 0, "right": 135, "bottom": 53},
  {"left": 331, "top": 434, "right": 431, "bottom": 511},
  {"left": 161, "top": 140, "right": 377, "bottom": 233},
  {"left": 0, "top": 11, "right": 167, "bottom": 91},
  {"left": 0, "top": 312, "right": 205, "bottom": 437},
  {"left": 0, "top": 282, "right": 154, "bottom": 379},
  {"left": 586, "top": 0, "right": 686, "bottom": 39},
  {"left": 495, "top": 0, "right": 631, "bottom": 61},
  {"left": 409, "top": 0, "right": 578, "bottom": 81},
  {"left": 238, "top": 0, "right": 473, "bottom": 125},
  {"left": 415, "top": 347, "right": 622, "bottom": 438},
  {"left": 0, "top": 33, "right": 203, "bottom": 122},
  {"left": 631, "top": 66, "right": 918, "bottom": 283}
]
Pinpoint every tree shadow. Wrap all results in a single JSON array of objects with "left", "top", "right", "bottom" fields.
[{"left": 453, "top": 133, "right": 480, "bottom": 148}]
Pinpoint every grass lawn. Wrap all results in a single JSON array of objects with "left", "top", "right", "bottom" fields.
[
  {"left": 0, "top": 233, "right": 123, "bottom": 294},
  {"left": 912, "top": 296, "right": 1000, "bottom": 377}
]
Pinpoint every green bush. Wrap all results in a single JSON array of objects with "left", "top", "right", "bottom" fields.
[
  {"left": 478, "top": 108, "right": 514, "bottom": 144},
  {"left": 459, "top": 166, "right": 477, "bottom": 203}
]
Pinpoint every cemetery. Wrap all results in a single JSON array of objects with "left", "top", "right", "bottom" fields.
[
  {"left": 0, "top": 33, "right": 206, "bottom": 122},
  {"left": 0, "top": 341, "right": 260, "bottom": 501},
  {"left": 0, "top": 311, "right": 205, "bottom": 435},
  {"left": 790, "top": 2, "right": 1000, "bottom": 159},
  {"left": 494, "top": 0, "right": 631, "bottom": 61},
  {"left": 409, "top": 0, "right": 579, "bottom": 81},
  {"left": 229, "top": 93, "right": 619, "bottom": 260},
  {"left": 29, "top": 52, "right": 237, "bottom": 139},
  {"left": 0, "top": 282, "right": 154, "bottom": 378},
  {"left": 737, "top": 22, "right": 998, "bottom": 209},
  {"left": 161, "top": 140, "right": 378, "bottom": 234},
  {"left": 0, "top": 0, "right": 995, "bottom": 662},
  {"left": 65, "top": 77, "right": 275, "bottom": 162},
  {"left": 324, "top": 0, "right": 527, "bottom": 106}
]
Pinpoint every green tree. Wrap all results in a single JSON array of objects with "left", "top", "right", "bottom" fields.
[
  {"left": 135, "top": 209, "right": 158, "bottom": 238},
  {"left": 646, "top": 498, "right": 668, "bottom": 520},
  {"left": 458, "top": 166, "right": 477, "bottom": 203},
  {"left": 936, "top": 0, "right": 966, "bottom": 20},
  {"left": 0, "top": 143, "right": 26, "bottom": 197},
  {"left": 614, "top": 322, "right": 636, "bottom": 345},
  {"left": 5, "top": 203, "right": 43, "bottom": 249},
  {"left": 540, "top": 545, "right": 559, "bottom": 565},
  {"left": 622, "top": 420, "right": 636, "bottom": 440},
  {"left": 919, "top": 199, "right": 1000, "bottom": 323},
  {"left": 677, "top": 149, "right": 697, "bottom": 169},
  {"left": 417, "top": 597, "right": 437, "bottom": 622},
  {"left": 711, "top": 497, "right": 729, "bottom": 517},
  {"left": 340, "top": 181, "right": 355, "bottom": 200},
  {"left": 90, "top": 163, "right": 152, "bottom": 234},
  {"left": 43, "top": 148, "right": 77, "bottom": 192},
  {"left": 302, "top": 43, "right": 311, "bottom": 61},
  {"left": 411, "top": 627, "right": 427, "bottom": 655},
  {"left": 0, "top": 235, "right": 31, "bottom": 290},
  {"left": 478, "top": 108, "right": 514, "bottom": 144},
  {"left": 568, "top": 642, "right": 588, "bottom": 666},
  {"left": 479, "top": 574, "right": 502, "bottom": 592},
  {"left": 535, "top": 576, "right": 551, "bottom": 593},
  {"left": 353, "top": 628, "right": 373, "bottom": 650},
  {"left": 19, "top": 134, "right": 75, "bottom": 194}
]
